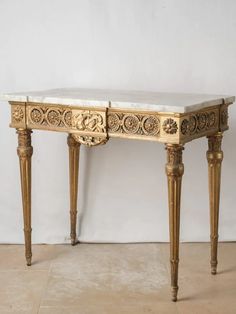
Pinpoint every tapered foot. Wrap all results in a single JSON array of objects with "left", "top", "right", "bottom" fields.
[
  {"left": 71, "top": 238, "right": 78, "bottom": 246},
  {"left": 171, "top": 286, "right": 178, "bottom": 302},
  {"left": 211, "top": 260, "right": 217, "bottom": 275},
  {"left": 26, "top": 257, "right": 32, "bottom": 266}
]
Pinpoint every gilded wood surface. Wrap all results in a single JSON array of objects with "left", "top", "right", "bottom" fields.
[
  {"left": 9, "top": 100, "right": 230, "bottom": 302},
  {"left": 165, "top": 144, "right": 184, "bottom": 302},
  {"left": 67, "top": 134, "right": 80, "bottom": 246},
  {"left": 9, "top": 101, "right": 230, "bottom": 145},
  {"left": 207, "top": 132, "right": 223, "bottom": 275},
  {"left": 17, "top": 129, "right": 33, "bottom": 266}
]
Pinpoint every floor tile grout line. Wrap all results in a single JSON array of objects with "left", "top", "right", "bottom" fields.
[{"left": 37, "top": 259, "right": 53, "bottom": 314}]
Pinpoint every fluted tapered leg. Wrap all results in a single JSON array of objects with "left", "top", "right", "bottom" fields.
[
  {"left": 165, "top": 144, "right": 184, "bottom": 302},
  {"left": 17, "top": 129, "right": 33, "bottom": 266},
  {"left": 67, "top": 134, "right": 81, "bottom": 245},
  {"left": 207, "top": 132, "right": 223, "bottom": 275}
]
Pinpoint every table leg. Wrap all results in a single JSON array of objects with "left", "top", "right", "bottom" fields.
[
  {"left": 165, "top": 144, "right": 184, "bottom": 302},
  {"left": 207, "top": 132, "right": 223, "bottom": 275},
  {"left": 67, "top": 134, "right": 81, "bottom": 245},
  {"left": 17, "top": 129, "right": 33, "bottom": 266}
]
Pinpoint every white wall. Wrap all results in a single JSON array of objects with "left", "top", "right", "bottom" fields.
[{"left": 0, "top": 0, "right": 236, "bottom": 244}]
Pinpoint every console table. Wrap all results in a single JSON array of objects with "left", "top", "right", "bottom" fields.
[{"left": 2, "top": 89, "right": 235, "bottom": 301}]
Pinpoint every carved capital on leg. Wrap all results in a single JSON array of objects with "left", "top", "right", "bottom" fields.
[
  {"left": 17, "top": 129, "right": 33, "bottom": 266},
  {"left": 207, "top": 132, "right": 223, "bottom": 275},
  {"left": 165, "top": 144, "right": 184, "bottom": 302}
]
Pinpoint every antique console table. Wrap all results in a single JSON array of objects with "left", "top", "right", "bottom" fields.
[{"left": 2, "top": 89, "right": 235, "bottom": 301}]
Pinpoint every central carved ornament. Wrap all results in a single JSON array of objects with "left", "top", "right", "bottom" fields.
[
  {"left": 73, "top": 111, "right": 105, "bottom": 133},
  {"left": 71, "top": 110, "right": 107, "bottom": 147}
]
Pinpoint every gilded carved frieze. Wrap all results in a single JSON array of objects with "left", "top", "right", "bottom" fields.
[
  {"left": 27, "top": 105, "right": 72, "bottom": 130},
  {"left": 179, "top": 108, "right": 219, "bottom": 142},
  {"left": 24, "top": 104, "right": 107, "bottom": 146},
  {"left": 181, "top": 111, "right": 217, "bottom": 135},
  {"left": 107, "top": 112, "right": 160, "bottom": 138},
  {"left": 10, "top": 101, "right": 230, "bottom": 146}
]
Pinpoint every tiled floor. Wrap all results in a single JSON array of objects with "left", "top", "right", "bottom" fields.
[{"left": 0, "top": 243, "right": 235, "bottom": 314}]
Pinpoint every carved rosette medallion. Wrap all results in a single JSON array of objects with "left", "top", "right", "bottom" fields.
[
  {"left": 12, "top": 106, "right": 24, "bottom": 123},
  {"left": 30, "top": 108, "right": 43, "bottom": 124},
  {"left": 221, "top": 109, "right": 228, "bottom": 126},
  {"left": 47, "top": 109, "right": 61, "bottom": 126},
  {"left": 163, "top": 118, "right": 178, "bottom": 134},
  {"left": 107, "top": 113, "right": 120, "bottom": 132},
  {"left": 27, "top": 104, "right": 73, "bottom": 130},
  {"left": 123, "top": 115, "right": 140, "bottom": 133},
  {"left": 208, "top": 112, "right": 216, "bottom": 127},
  {"left": 108, "top": 112, "right": 160, "bottom": 137},
  {"left": 142, "top": 116, "right": 160, "bottom": 135},
  {"left": 64, "top": 110, "right": 72, "bottom": 127},
  {"left": 180, "top": 111, "right": 217, "bottom": 137}
]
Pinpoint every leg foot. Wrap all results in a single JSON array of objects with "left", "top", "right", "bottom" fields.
[{"left": 171, "top": 286, "right": 178, "bottom": 302}]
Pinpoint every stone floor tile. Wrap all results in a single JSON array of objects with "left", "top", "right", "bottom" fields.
[{"left": 0, "top": 270, "right": 49, "bottom": 313}]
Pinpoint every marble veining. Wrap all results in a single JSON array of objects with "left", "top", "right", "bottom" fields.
[{"left": 1, "top": 88, "right": 235, "bottom": 113}]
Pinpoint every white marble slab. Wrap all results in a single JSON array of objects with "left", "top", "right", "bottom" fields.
[{"left": 1, "top": 88, "right": 235, "bottom": 113}]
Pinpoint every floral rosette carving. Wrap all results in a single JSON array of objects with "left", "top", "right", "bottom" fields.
[
  {"left": 47, "top": 109, "right": 61, "bottom": 126},
  {"left": 221, "top": 109, "right": 228, "bottom": 126},
  {"left": 123, "top": 115, "right": 140, "bottom": 133},
  {"left": 64, "top": 110, "right": 72, "bottom": 127},
  {"left": 107, "top": 113, "right": 120, "bottom": 132},
  {"left": 30, "top": 108, "right": 43, "bottom": 124},
  {"left": 163, "top": 118, "right": 178, "bottom": 134},
  {"left": 142, "top": 116, "right": 160, "bottom": 135},
  {"left": 181, "top": 111, "right": 216, "bottom": 136},
  {"left": 12, "top": 106, "right": 24, "bottom": 123}
]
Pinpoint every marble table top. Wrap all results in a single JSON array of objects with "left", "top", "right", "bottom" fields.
[{"left": 2, "top": 88, "right": 235, "bottom": 113}]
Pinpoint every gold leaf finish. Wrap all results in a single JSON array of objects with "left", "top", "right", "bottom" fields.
[
  {"left": 165, "top": 144, "right": 184, "bottom": 302},
  {"left": 8, "top": 98, "right": 233, "bottom": 302},
  {"left": 17, "top": 129, "right": 33, "bottom": 266},
  {"left": 72, "top": 134, "right": 108, "bottom": 147},
  {"left": 72, "top": 110, "right": 106, "bottom": 133},
  {"left": 67, "top": 134, "right": 80, "bottom": 246},
  {"left": 107, "top": 111, "right": 160, "bottom": 139},
  {"left": 207, "top": 132, "right": 223, "bottom": 275},
  {"left": 163, "top": 118, "right": 178, "bottom": 134}
]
